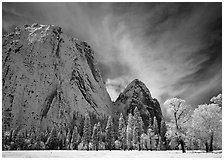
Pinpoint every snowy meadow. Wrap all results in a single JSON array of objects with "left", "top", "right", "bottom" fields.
[{"left": 2, "top": 150, "right": 222, "bottom": 158}]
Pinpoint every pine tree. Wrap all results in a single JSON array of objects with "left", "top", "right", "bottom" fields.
[
  {"left": 126, "top": 113, "right": 133, "bottom": 150},
  {"left": 83, "top": 113, "right": 91, "bottom": 150},
  {"left": 97, "top": 122, "right": 104, "bottom": 150},
  {"left": 147, "top": 127, "right": 155, "bottom": 150},
  {"left": 105, "top": 116, "right": 114, "bottom": 150},
  {"left": 160, "top": 120, "right": 168, "bottom": 150},
  {"left": 132, "top": 107, "right": 141, "bottom": 150},
  {"left": 153, "top": 116, "right": 159, "bottom": 135},
  {"left": 157, "top": 135, "right": 162, "bottom": 150},
  {"left": 61, "top": 129, "right": 67, "bottom": 149},
  {"left": 138, "top": 116, "right": 144, "bottom": 135},
  {"left": 153, "top": 116, "right": 160, "bottom": 150},
  {"left": 92, "top": 124, "right": 98, "bottom": 150},
  {"left": 65, "top": 128, "right": 71, "bottom": 150},
  {"left": 15, "top": 131, "right": 25, "bottom": 150},
  {"left": 97, "top": 122, "right": 102, "bottom": 143},
  {"left": 71, "top": 126, "right": 79, "bottom": 150},
  {"left": 118, "top": 113, "right": 126, "bottom": 150},
  {"left": 140, "top": 133, "right": 147, "bottom": 150},
  {"left": 148, "top": 114, "right": 153, "bottom": 129},
  {"left": 45, "top": 126, "right": 58, "bottom": 149},
  {"left": 57, "top": 130, "right": 63, "bottom": 149},
  {"left": 30, "top": 128, "right": 36, "bottom": 144}
]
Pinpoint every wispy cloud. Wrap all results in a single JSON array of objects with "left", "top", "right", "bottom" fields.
[{"left": 2, "top": 2, "right": 222, "bottom": 111}]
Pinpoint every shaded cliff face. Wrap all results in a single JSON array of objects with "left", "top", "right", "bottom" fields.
[
  {"left": 114, "top": 79, "right": 163, "bottom": 131},
  {"left": 2, "top": 24, "right": 112, "bottom": 131}
]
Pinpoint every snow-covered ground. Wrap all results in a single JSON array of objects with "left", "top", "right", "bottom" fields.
[{"left": 2, "top": 150, "right": 222, "bottom": 158}]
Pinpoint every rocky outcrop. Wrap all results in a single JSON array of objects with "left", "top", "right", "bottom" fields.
[
  {"left": 114, "top": 79, "right": 163, "bottom": 132},
  {"left": 2, "top": 24, "right": 113, "bottom": 132}
]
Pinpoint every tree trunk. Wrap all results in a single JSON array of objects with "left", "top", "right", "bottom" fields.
[
  {"left": 205, "top": 142, "right": 209, "bottom": 152},
  {"left": 209, "top": 133, "right": 213, "bottom": 152},
  {"left": 180, "top": 139, "right": 186, "bottom": 153}
]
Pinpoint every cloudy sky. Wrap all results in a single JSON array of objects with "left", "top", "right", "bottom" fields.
[{"left": 2, "top": 2, "right": 222, "bottom": 114}]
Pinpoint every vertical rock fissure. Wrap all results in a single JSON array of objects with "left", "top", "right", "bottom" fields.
[
  {"left": 71, "top": 69, "right": 99, "bottom": 115},
  {"left": 84, "top": 51, "right": 99, "bottom": 82},
  {"left": 40, "top": 89, "right": 57, "bottom": 120},
  {"left": 3, "top": 65, "right": 10, "bottom": 87},
  {"left": 55, "top": 38, "right": 62, "bottom": 58},
  {"left": 3, "top": 51, "right": 10, "bottom": 68}
]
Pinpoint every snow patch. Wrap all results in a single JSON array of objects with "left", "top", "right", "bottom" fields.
[
  {"left": 26, "top": 24, "right": 51, "bottom": 44},
  {"left": 2, "top": 150, "right": 222, "bottom": 158}
]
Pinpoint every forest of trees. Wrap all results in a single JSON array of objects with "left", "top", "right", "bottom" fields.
[{"left": 2, "top": 94, "right": 222, "bottom": 152}]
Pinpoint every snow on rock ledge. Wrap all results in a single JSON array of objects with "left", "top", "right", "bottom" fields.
[{"left": 25, "top": 24, "right": 51, "bottom": 44}]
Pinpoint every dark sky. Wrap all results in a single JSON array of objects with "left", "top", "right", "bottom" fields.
[{"left": 2, "top": 2, "right": 222, "bottom": 115}]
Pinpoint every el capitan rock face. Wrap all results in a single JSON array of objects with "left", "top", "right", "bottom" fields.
[
  {"left": 2, "top": 24, "right": 163, "bottom": 133},
  {"left": 114, "top": 79, "right": 163, "bottom": 131},
  {"left": 2, "top": 24, "right": 113, "bottom": 131}
]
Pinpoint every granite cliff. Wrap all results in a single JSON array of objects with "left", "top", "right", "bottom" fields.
[{"left": 2, "top": 24, "right": 112, "bottom": 131}]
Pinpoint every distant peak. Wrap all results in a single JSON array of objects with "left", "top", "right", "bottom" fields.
[
  {"left": 130, "top": 79, "right": 143, "bottom": 84},
  {"left": 128, "top": 79, "right": 146, "bottom": 88},
  {"left": 117, "top": 78, "right": 152, "bottom": 99}
]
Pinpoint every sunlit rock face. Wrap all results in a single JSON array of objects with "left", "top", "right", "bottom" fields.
[
  {"left": 114, "top": 79, "right": 163, "bottom": 131},
  {"left": 2, "top": 24, "right": 113, "bottom": 132}
]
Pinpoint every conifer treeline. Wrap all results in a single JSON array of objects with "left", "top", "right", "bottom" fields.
[{"left": 2, "top": 107, "right": 167, "bottom": 150}]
